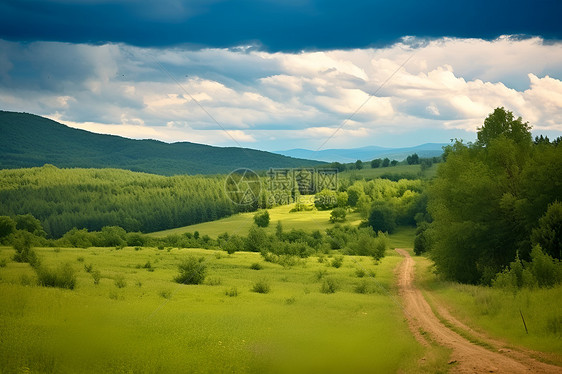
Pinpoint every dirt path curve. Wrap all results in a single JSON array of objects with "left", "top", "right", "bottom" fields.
[{"left": 395, "top": 248, "right": 561, "bottom": 374}]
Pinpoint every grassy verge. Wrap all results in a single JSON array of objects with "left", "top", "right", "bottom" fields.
[
  {"left": 0, "top": 245, "right": 430, "bottom": 373},
  {"left": 414, "top": 254, "right": 562, "bottom": 361}
]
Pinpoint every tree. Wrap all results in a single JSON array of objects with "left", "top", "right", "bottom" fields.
[
  {"left": 476, "top": 107, "right": 532, "bottom": 148},
  {"left": 371, "top": 159, "right": 381, "bottom": 168},
  {"left": 336, "top": 191, "right": 348, "bottom": 207},
  {"left": 531, "top": 201, "right": 562, "bottom": 259},
  {"left": 246, "top": 226, "right": 268, "bottom": 252},
  {"left": 355, "top": 160, "right": 363, "bottom": 170},
  {"left": 390, "top": 160, "right": 398, "bottom": 166},
  {"left": 368, "top": 202, "right": 396, "bottom": 233},
  {"left": 0, "top": 216, "right": 16, "bottom": 239},
  {"left": 406, "top": 153, "right": 419, "bottom": 165},
  {"left": 426, "top": 108, "right": 555, "bottom": 284},
  {"left": 382, "top": 158, "right": 390, "bottom": 167},
  {"left": 346, "top": 185, "right": 363, "bottom": 207},
  {"left": 314, "top": 189, "right": 337, "bottom": 210},
  {"left": 253, "top": 210, "right": 270, "bottom": 228},
  {"left": 15, "top": 214, "right": 46, "bottom": 237},
  {"left": 330, "top": 207, "right": 347, "bottom": 223}
]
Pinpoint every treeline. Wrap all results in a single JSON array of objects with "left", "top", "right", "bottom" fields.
[
  {"left": 326, "top": 154, "right": 442, "bottom": 173},
  {"left": 0, "top": 166, "right": 248, "bottom": 237},
  {"left": 415, "top": 107, "right": 562, "bottom": 286},
  {"left": 311, "top": 178, "right": 427, "bottom": 232},
  {"left": 219, "top": 222, "right": 388, "bottom": 264}
]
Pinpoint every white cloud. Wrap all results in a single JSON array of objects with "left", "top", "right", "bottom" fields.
[{"left": 0, "top": 37, "right": 561, "bottom": 150}]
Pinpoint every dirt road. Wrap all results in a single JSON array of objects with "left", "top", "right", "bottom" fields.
[{"left": 395, "top": 248, "right": 561, "bottom": 373}]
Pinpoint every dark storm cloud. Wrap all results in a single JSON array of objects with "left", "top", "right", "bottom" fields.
[{"left": 0, "top": 0, "right": 560, "bottom": 51}]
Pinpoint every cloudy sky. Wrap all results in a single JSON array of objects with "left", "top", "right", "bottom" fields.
[{"left": 1, "top": 0, "right": 561, "bottom": 151}]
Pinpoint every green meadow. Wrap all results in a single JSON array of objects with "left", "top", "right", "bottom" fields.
[
  {"left": 150, "top": 200, "right": 363, "bottom": 238},
  {"left": 0, "top": 244, "right": 434, "bottom": 374}
]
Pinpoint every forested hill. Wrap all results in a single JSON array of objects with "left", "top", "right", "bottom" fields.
[{"left": 0, "top": 111, "right": 322, "bottom": 175}]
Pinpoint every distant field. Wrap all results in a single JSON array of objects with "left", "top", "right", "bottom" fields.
[
  {"left": 339, "top": 163, "right": 438, "bottom": 180},
  {"left": 149, "top": 201, "right": 363, "bottom": 238},
  {"left": 0, "top": 245, "right": 433, "bottom": 373}
]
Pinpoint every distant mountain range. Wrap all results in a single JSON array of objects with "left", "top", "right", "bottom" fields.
[
  {"left": 274, "top": 143, "right": 447, "bottom": 163},
  {"left": 0, "top": 111, "right": 322, "bottom": 175}
]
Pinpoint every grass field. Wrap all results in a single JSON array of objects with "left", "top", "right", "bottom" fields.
[
  {"left": 150, "top": 201, "right": 363, "bottom": 238},
  {"left": 0, "top": 244, "right": 434, "bottom": 374}
]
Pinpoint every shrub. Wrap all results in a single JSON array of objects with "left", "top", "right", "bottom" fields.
[
  {"left": 160, "top": 290, "right": 172, "bottom": 299},
  {"left": 36, "top": 262, "right": 76, "bottom": 290},
  {"left": 331, "top": 255, "right": 344, "bottom": 268},
  {"left": 143, "top": 261, "right": 154, "bottom": 271},
  {"left": 368, "top": 202, "right": 397, "bottom": 234},
  {"left": 355, "top": 268, "right": 366, "bottom": 278},
  {"left": 330, "top": 207, "right": 347, "bottom": 223},
  {"left": 414, "top": 222, "right": 431, "bottom": 255},
  {"left": 528, "top": 245, "right": 562, "bottom": 287},
  {"left": 12, "top": 231, "right": 40, "bottom": 267},
  {"left": 320, "top": 277, "right": 339, "bottom": 293},
  {"left": 225, "top": 287, "right": 238, "bottom": 297},
  {"left": 250, "top": 262, "right": 263, "bottom": 270},
  {"left": 253, "top": 210, "right": 270, "bottom": 227},
  {"left": 314, "top": 189, "right": 337, "bottom": 210},
  {"left": 252, "top": 279, "right": 270, "bottom": 294},
  {"left": 315, "top": 269, "right": 327, "bottom": 281},
  {"left": 175, "top": 256, "right": 207, "bottom": 285},
  {"left": 205, "top": 276, "right": 222, "bottom": 286},
  {"left": 221, "top": 234, "right": 245, "bottom": 254},
  {"left": 114, "top": 275, "right": 126, "bottom": 288},
  {"left": 92, "top": 270, "right": 101, "bottom": 285},
  {"left": 354, "top": 279, "right": 369, "bottom": 294},
  {"left": 84, "top": 263, "right": 93, "bottom": 273}
]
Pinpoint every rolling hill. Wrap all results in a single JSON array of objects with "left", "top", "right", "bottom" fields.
[
  {"left": 0, "top": 111, "right": 323, "bottom": 175},
  {"left": 275, "top": 143, "right": 447, "bottom": 163}
]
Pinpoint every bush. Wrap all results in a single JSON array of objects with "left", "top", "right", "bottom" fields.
[
  {"left": 314, "top": 189, "right": 337, "bottom": 210},
  {"left": 175, "top": 256, "right": 207, "bottom": 285},
  {"left": 320, "top": 277, "right": 339, "bottom": 293},
  {"left": 368, "top": 202, "right": 397, "bottom": 234},
  {"left": 12, "top": 236, "right": 40, "bottom": 268},
  {"left": 253, "top": 210, "right": 270, "bottom": 227},
  {"left": 331, "top": 255, "right": 344, "bottom": 268},
  {"left": 414, "top": 222, "right": 431, "bottom": 255},
  {"left": 92, "top": 270, "right": 101, "bottom": 285},
  {"left": 252, "top": 279, "right": 270, "bottom": 294},
  {"left": 114, "top": 275, "right": 127, "bottom": 288},
  {"left": 84, "top": 263, "right": 93, "bottom": 273},
  {"left": 250, "top": 262, "right": 263, "bottom": 270},
  {"left": 221, "top": 234, "right": 245, "bottom": 254},
  {"left": 330, "top": 207, "right": 347, "bottom": 223},
  {"left": 354, "top": 279, "right": 370, "bottom": 294},
  {"left": 36, "top": 262, "right": 76, "bottom": 290},
  {"left": 528, "top": 245, "right": 562, "bottom": 287},
  {"left": 493, "top": 245, "right": 562, "bottom": 290},
  {"left": 225, "top": 287, "right": 238, "bottom": 297}
]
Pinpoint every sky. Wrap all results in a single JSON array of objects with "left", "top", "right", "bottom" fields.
[{"left": 1, "top": 0, "right": 561, "bottom": 151}]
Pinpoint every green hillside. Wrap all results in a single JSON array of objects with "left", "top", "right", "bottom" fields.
[{"left": 0, "top": 111, "right": 322, "bottom": 175}]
